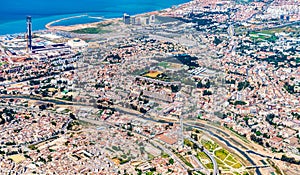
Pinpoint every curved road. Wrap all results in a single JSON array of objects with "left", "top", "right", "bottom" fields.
[
  {"left": 1, "top": 96, "right": 263, "bottom": 175},
  {"left": 185, "top": 123, "right": 262, "bottom": 175},
  {"left": 187, "top": 137, "right": 219, "bottom": 175}
]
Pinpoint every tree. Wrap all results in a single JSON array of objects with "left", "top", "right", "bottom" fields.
[
  {"left": 171, "top": 85, "right": 180, "bottom": 93},
  {"left": 69, "top": 113, "right": 76, "bottom": 120},
  {"left": 213, "top": 37, "right": 222, "bottom": 45},
  {"left": 169, "top": 158, "right": 174, "bottom": 165},
  {"left": 237, "top": 81, "right": 250, "bottom": 91},
  {"left": 234, "top": 101, "right": 247, "bottom": 105},
  {"left": 203, "top": 90, "right": 212, "bottom": 96}
]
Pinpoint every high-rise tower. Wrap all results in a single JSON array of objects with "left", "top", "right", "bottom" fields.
[
  {"left": 26, "top": 16, "right": 32, "bottom": 52},
  {"left": 123, "top": 13, "right": 131, "bottom": 25}
]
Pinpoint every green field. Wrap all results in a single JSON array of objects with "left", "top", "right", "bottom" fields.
[
  {"left": 248, "top": 27, "right": 298, "bottom": 43},
  {"left": 201, "top": 140, "right": 219, "bottom": 151},
  {"left": 196, "top": 151, "right": 212, "bottom": 169},
  {"left": 214, "top": 149, "right": 229, "bottom": 160},
  {"left": 249, "top": 32, "right": 278, "bottom": 42},
  {"left": 205, "top": 163, "right": 214, "bottom": 169},
  {"left": 224, "top": 160, "right": 235, "bottom": 166},
  {"left": 71, "top": 23, "right": 112, "bottom": 34},
  {"left": 161, "top": 152, "right": 169, "bottom": 158},
  {"left": 232, "top": 163, "right": 243, "bottom": 169},
  {"left": 216, "top": 158, "right": 225, "bottom": 165},
  {"left": 158, "top": 62, "right": 170, "bottom": 68},
  {"left": 72, "top": 27, "right": 110, "bottom": 34},
  {"left": 197, "top": 152, "right": 209, "bottom": 160},
  {"left": 226, "top": 155, "right": 237, "bottom": 163},
  {"left": 198, "top": 136, "right": 246, "bottom": 172}
]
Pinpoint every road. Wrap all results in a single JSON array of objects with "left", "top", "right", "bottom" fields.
[
  {"left": 187, "top": 137, "right": 219, "bottom": 175},
  {"left": 0, "top": 96, "right": 271, "bottom": 175},
  {"left": 78, "top": 117, "right": 190, "bottom": 172},
  {"left": 185, "top": 122, "right": 262, "bottom": 175}
]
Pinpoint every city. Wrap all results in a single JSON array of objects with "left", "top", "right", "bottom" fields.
[{"left": 0, "top": 0, "right": 299, "bottom": 175}]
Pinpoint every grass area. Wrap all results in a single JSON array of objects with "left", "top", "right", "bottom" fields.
[
  {"left": 161, "top": 152, "right": 169, "bottom": 158},
  {"left": 249, "top": 32, "right": 278, "bottom": 42},
  {"left": 205, "top": 163, "right": 214, "bottom": 169},
  {"left": 71, "top": 23, "right": 111, "bottom": 34},
  {"left": 214, "top": 149, "right": 229, "bottom": 160},
  {"left": 197, "top": 152, "right": 209, "bottom": 160},
  {"left": 248, "top": 26, "right": 297, "bottom": 43},
  {"left": 225, "top": 160, "right": 235, "bottom": 166},
  {"left": 147, "top": 153, "right": 155, "bottom": 160},
  {"left": 226, "top": 155, "right": 237, "bottom": 163},
  {"left": 156, "top": 107, "right": 163, "bottom": 111},
  {"left": 72, "top": 27, "right": 110, "bottom": 34},
  {"left": 216, "top": 157, "right": 225, "bottom": 165},
  {"left": 175, "top": 153, "right": 194, "bottom": 168},
  {"left": 158, "top": 62, "right": 170, "bottom": 68},
  {"left": 232, "top": 163, "right": 242, "bottom": 169},
  {"left": 112, "top": 146, "right": 121, "bottom": 151},
  {"left": 201, "top": 140, "right": 219, "bottom": 151},
  {"left": 196, "top": 152, "right": 213, "bottom": 170},
  {"left": 256, "top": 27, "right": 297, "bottom": 35},
  {"left": 220, "top": 166, "right": 230, "bottom": 171},
  {"left": 234, "top": 172, "right": 242, "bottom": 175}
]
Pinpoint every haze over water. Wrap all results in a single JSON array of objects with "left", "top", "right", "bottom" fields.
[{"left": 0, "top": 0, "right": 189, "bottom": 35}]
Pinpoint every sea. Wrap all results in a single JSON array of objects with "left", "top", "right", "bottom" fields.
[{"left": 0, "top": 0, "right": 190, "bottom": 35}]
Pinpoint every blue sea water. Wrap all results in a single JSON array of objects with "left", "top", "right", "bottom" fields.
[{"left": 0, "top": 0, "right": 189, "bottom": 35}]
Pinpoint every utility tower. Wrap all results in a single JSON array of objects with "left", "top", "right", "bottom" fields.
[{"left": 26, "top": 16, "right": 32, "bottom": 53}]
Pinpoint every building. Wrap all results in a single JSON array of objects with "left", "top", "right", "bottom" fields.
[
  {"left": 67, "top": 38, "right": 88, "bottom": 49},
  {"left": 150, "top": 15, "right": 156, "bottom": 24},
  {"left": 123, "top": 13, "right": 131, "bottom": 25}
]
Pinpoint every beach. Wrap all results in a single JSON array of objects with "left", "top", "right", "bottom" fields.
[
  {"left": 44, "top": 8, "right": 165, "bottom": 32},
  {"left": 44, "top": 1, "right": 193, "bottom": 32}
]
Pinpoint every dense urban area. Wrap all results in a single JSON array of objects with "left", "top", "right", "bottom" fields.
[{"left": 0, "top": 0, "right": 300, "bottom": 175}]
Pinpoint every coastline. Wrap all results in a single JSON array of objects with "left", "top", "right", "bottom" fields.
[
  {"left": 0, "top": 0, "right": 192, "bottom": 35},
  {"left": 45, "top": 1, "right": 191, "bottom": 32},
  {"left": 45, "top": 16, "right": 120, "bottom": 31}
]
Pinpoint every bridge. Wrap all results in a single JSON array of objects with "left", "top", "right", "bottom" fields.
[{"left": 246, "top": 165, "right": 270, "bottom": 169}]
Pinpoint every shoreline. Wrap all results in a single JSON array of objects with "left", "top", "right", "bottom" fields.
[
  {"left": 0, "top": 0, "right": 192, "bottom": 35},
  {"left": 45, "top": 1, "right": 192, "bottom": 32}
]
